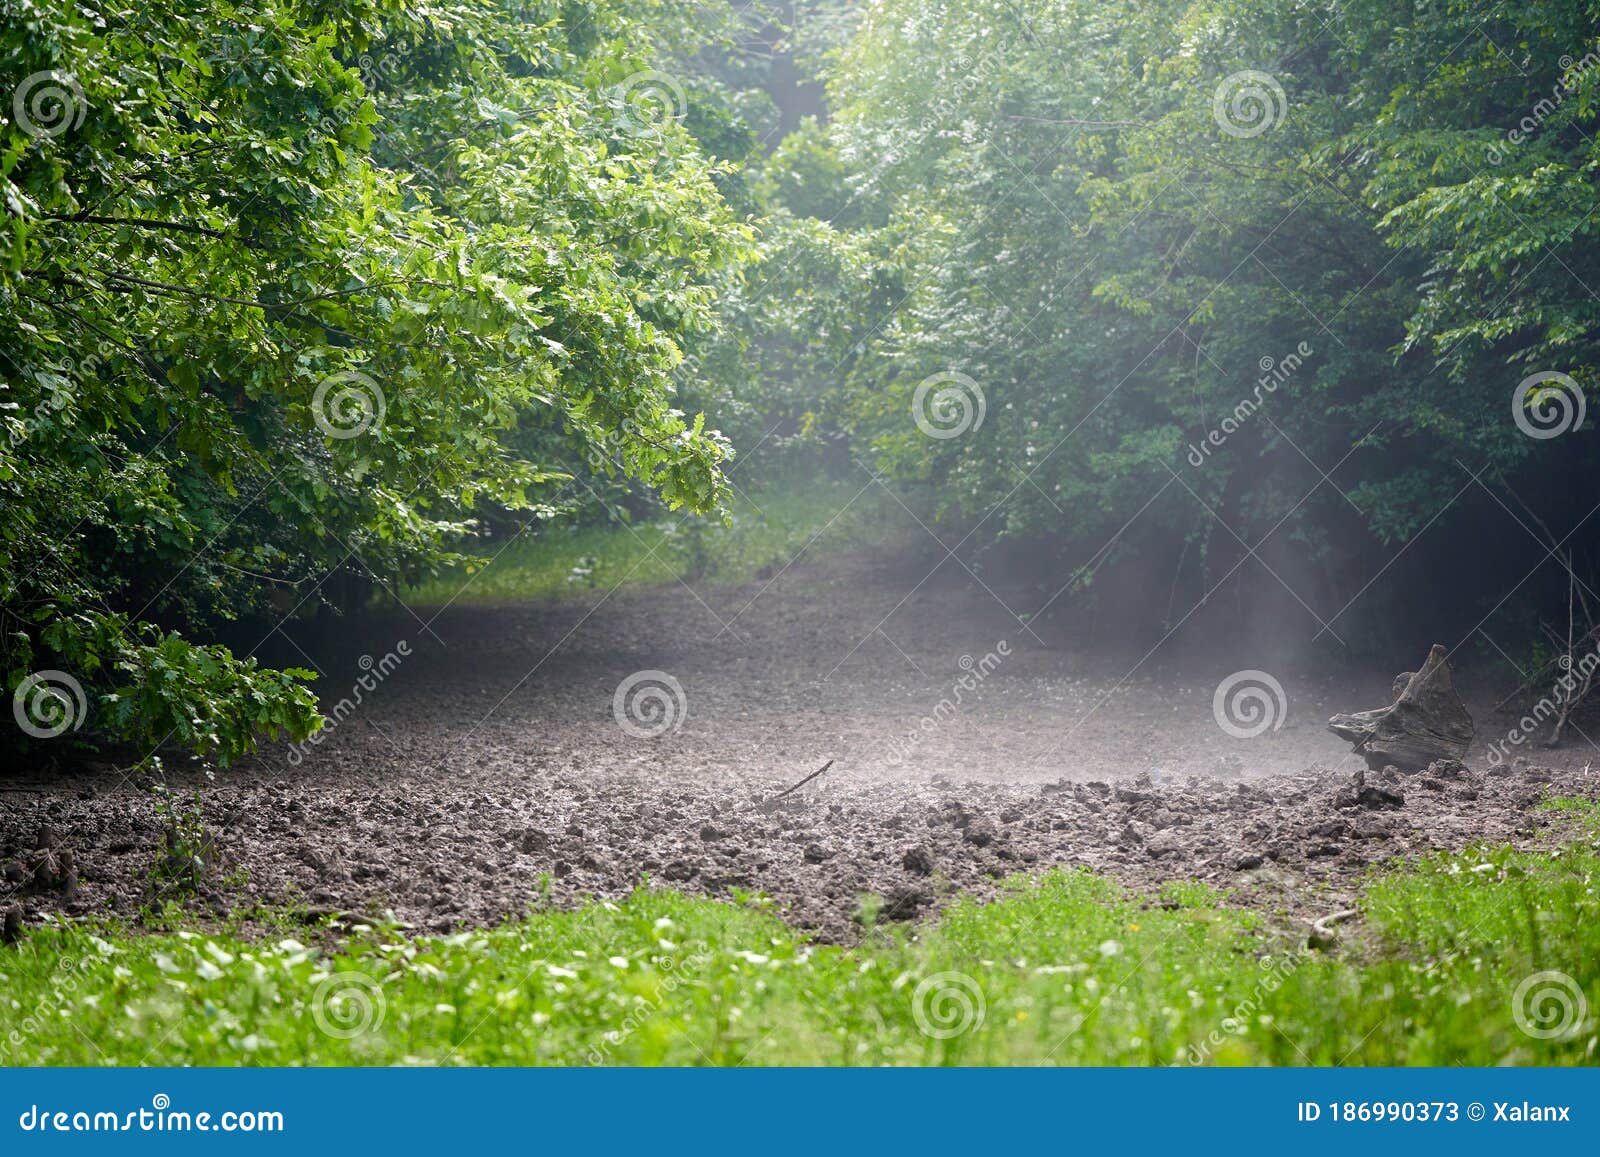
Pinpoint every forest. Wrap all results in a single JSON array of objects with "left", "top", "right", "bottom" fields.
[{"left": 2, "top": 0, "right": 1599, "bottom": 1075}]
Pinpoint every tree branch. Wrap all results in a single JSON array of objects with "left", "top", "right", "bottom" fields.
[{"left": 46, "top": 214, "right": 239, "bottom": 242}]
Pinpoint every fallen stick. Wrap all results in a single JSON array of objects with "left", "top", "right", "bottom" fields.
[
  {"left": 1307, "top": 907, "right": 1360, "bottom": 949},
  {"left": 768, "top": 759, "right": 835, "bottom": 802}
]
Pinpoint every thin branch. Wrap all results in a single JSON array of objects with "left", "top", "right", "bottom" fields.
[
  {"left": 45, "top": 214, "right": 239, "bottom": 242},
  {"left": 1005, "top": 115, "right": 1147, "bottom": 128},
  {"left": 767, "top": 759, "right": 835, "bottom": 801},
  {"left": 29, "top": 270, "right": 446, "bottom": 311}
]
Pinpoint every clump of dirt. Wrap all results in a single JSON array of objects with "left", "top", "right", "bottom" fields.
[
  {"left": 4, "top": 544, "right": 1597, "bottom": 942},
  {"left": 1, "top": 759, "right": 1591, "bottom": 942}
]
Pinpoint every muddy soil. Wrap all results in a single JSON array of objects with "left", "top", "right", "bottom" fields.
[{"left": 5, "top": 542, "right": 1599, "bottom": 941}]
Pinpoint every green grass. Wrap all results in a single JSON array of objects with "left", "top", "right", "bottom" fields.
[
  {"left": 405, "top": 478, "right": 893, "bottom": 607},
  {"left": 4, "top": 800, "right": 1598, "bottom": 1066}
]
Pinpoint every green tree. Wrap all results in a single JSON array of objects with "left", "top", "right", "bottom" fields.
[
  {"left": 1, "top": 0, "right": 752, "bottom": 764},
  {"left": 817, "top": 0, "right": 1599, "bottom": 644}
]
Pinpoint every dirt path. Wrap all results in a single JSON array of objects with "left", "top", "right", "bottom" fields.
[{"left": 6, "top": 542, "right": 1599, "bottom": 940}]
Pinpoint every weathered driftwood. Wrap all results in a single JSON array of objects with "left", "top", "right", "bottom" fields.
[{"left": 1328, "top": 644, "right": 1474, "bottom": 771}]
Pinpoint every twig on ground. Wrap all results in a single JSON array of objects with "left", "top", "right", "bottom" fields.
[{"left": 767, "top": 759, "right": 835, "bottom": 802}]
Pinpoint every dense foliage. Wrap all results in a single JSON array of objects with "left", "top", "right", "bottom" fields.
[
  {"left": 5, "top": 0, "right": 1599, "bottom": 763},
  {"left": 777, "top": 0, "right": 1600, "bottom": 652},
  {"left": 7, "top": 800, "right": 1600, "bottom": 1062},
  {"left": 1, "top": 0, "right": 751, "bottom": 762}
]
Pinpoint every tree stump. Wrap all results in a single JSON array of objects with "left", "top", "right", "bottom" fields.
[{"left": 1328, "top": 644, "right": 1474, "bottom": 771}]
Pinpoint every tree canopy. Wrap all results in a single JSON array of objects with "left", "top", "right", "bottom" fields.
[
  {"left": 804, "top": 0, "right": 1600, "bottom": 649},
  {"left": 5, "top": 0, "right": 1599, "bottom": 763},
  {"left": 3, "top": 0, "right": 751, "bottom": 761}
]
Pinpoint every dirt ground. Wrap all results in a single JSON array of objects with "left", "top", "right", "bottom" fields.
[{"left": 5, "top": 541, "right": 1599, "bottom": 941}]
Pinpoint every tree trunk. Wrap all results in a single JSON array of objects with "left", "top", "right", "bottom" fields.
[{"left": 1328, "top": 644, "right": 1475, "bottom": 771}]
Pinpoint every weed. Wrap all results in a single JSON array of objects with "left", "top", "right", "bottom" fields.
[{"left": 5, "top": 806, "right": 1596, "bottom": 1066}]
